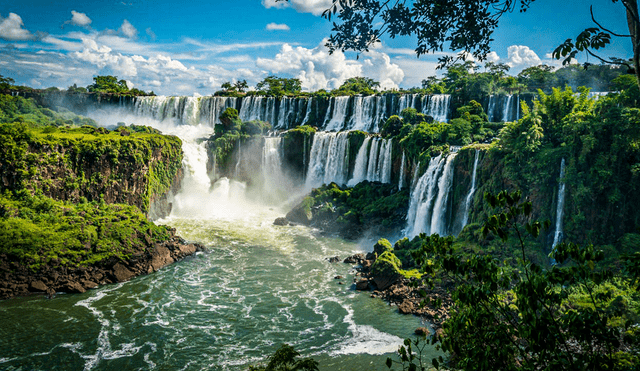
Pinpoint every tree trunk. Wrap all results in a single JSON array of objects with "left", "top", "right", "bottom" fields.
[{"left": 625, "top": 0, "right": 640, "bottom": 91}]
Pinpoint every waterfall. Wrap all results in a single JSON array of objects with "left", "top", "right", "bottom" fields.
[
  {"left": 262, "top": 137, "right": 284, "bottom": 189},
  {"left": 379, "top": 140, "right": 393, "bottom": 183},
  {"left": 348, "top": 137, "right": 371, "bottom": 186},
  {"left": 365, "top": 138, "right": 381, "bottom": 182},
  {"left": 305, "top": 132, "right": 350, "bottom": 188},
  {"left": 423, "top": 95, "right": 451, "bottom": 123},
  {"left": 502, "top": 95, "right": 514, "bottom": 122},
  {"left": 429, "top": 154, "right": 457, "bottom": 235},
  {"left": 325, "top": 97, "right": 350, "bottom": 131},
  {"left": 552, "top": 158, "right": 567, "bottom": 251},
  {"left": 516, "top": 95, "right": 521, "bottom": 120},
  {"left": 405, "top": 155, "right": 445, "bottom": 237},
  {"left": 398, "top": 152, "right": 406, "bottom": 190},
  {"left": 486, "top": 95, "right": 496, "bottom": 122},
  {"left": 404, "top": 153, "right": 457, "bottom": 237},
  {"left": 461, "top": 149, "right": 480, "bottom": 229}
]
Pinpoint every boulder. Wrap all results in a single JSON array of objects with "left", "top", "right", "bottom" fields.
[
  {"left": 112, "top": 263, "right": 135, "bottom": 282},
  {"left": 273, "top": 217, "right": 289, "bottom": 226},
  {"left": 285, "top": 196, "right": 314, "bottom": 225},
  {"left": 414, "top": 327, "right": 430, "bottom": 336},
  {"left": 29, "top": 280, "right": 48, "bottom": 292},
  {"left": 327, "top": 256, "right": 340, "bottom": 263},
  {"left": 150, "top": 245, "right": 175, "bottom": 272},
  {"left": 355, "top": 279, "right": 370, "bottom": 291},
  {"left": 370, "top": 251, "right": 403, "bottom": 290},
  {"left": 62, "top": 280, "right": 86, "bottom": 294},
  {"left": 398, "top": 299, "right": 416, "bottom": 314},
  {"left": 343, "top": 253, "right": 365, "bottom": 264}
]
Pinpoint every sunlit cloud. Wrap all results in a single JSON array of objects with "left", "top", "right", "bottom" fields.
[{"left": 0, "top": 13, "right": 34, "bottom": 41}]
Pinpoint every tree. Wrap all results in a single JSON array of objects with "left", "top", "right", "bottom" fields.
[
  {"left": 256, "top": 76, "right": 302, "bottom": 96},
  {"left": 518, "top": 65, "right": 557, "bottom": 92},
  {"left": 334, "top": 76, "right": 380, "bottom": 95},
  {"left": 302, "top": 0, "right": 535, "bottom": 67},
  {"left": 406, "top": 191, "right": 638, "bottom": 370},
  {"left": 87, "top": 75, "right": 129, "bottom": 94},
  {"left": 234, "top": 79, "right": 248, "bottom": 92},
  {"left": 552, "top": 1, "right": 640, "bottom": 90},
  {"left": 0, "top": 75, "right": 15, "bottom": 90}
]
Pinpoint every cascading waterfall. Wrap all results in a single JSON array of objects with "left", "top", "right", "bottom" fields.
[
  {"left": 552, "top": 158, "right": 567, "bottom": 252},
  {"left": 128, "top": 93, "right": 453, "bottom": 133},
  {"left": 348, "top": 137, "right": 371, "bottom": 186},
  {"left": 487, "top": 95, "right": 497, "bottom": 122},
  {"left": 461, "top": 149, "right": 480, "bottom": 229},
  {"left": 423, "top": 95, "right": 451, "bottom": 123},
  {"left": 325, "top": 97, "right": 350, "bottom": 131},
  {"left": 405, "top": 153, "right": 457, "bottom": 237},
  {"left": 398, "top": 152, "right": 406, "bottom": 190},
  {"left": 502, "top": 95, "right": 514, "bottom": 122},
  {"left": 262, "top": 137, "right": 285, "bottom": 191},
  {"left": 405, "top": 156, "right": 445, "bottom": 237},
  {"left": 428, "top": 154, "right": 457, "bottom": 236},
  {"left": 305, "top": 131, "right": 350, "bottom": 188}
]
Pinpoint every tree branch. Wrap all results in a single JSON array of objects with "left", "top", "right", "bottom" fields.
[{"left": 590, "top": 5, "right": 631, "bottom": 37}]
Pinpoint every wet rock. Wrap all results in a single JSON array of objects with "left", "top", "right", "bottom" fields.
[
  {"left": 273, "top": 217, "right": 289, "bottom": 226},
  {"left": 112, "top": 263, "right": 135, "bottom": 282},
  {"left": 150, "top": 245, "right": 175, "bottom": 272},
  {"left": 361, "top": 260, "right": 372, "bottom": 270},
  {"left": 327, "top": 256, "right": 340, "bottom": 263},
  {"left": 355, "top": 279, "right": 370, "bottom": 291},
  {"left": 343, "top": 253, "right": 365, "bottom": 264},
  {"left": 398, "top": 299, "right": 416, "bottom": 314},
  {"left": 63, "top": 280, "right": 86, "bottom": 294},
  {"left": 415, "top": 327, "right": 430, "bottom": 336},
  {"left": 29, "top": 280, "right": 48, "bottom": 292},
  {"left": 334, "top": 275, "right": 343, "bottom": 280}
]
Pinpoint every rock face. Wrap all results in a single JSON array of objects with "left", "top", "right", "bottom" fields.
[
  {"left": 0, "top": 234, "right": 204, "bottom": 300},
  {"left": 0, "top": 125, "right": 184, "bottom": 220}
]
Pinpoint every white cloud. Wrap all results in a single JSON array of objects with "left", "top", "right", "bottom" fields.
[
  {"left": 261, "top": 0, "right": 334, "bottom": 16},
  {"left": 256, "top": 41, "right": 404, "bottom": 91},
  {"left": 485, "top": 51, "right": 500, "bottom": 63},
  {"left": 68, "top": 11, "right": 92, "bottom": 27},
  {"left": 0, "top": 13, "right": 34, "bottom": 41},
  {"left": 119, "top": 20, "right": 138, "bottom": 39},
  {"left": 266, "top": 23, "right": 290, "bottom": 31},
  {"left": 505, "top": 45, "right": 541, "bottom": 70}
]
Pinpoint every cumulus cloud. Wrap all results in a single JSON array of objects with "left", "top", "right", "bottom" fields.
[
  {"left": 266, "top": 23, "right": 290, "bottom": 31},
  {"left": 256, "top": 41, "right": 404, "bottom": 91},
  {"left": 261, "top": 0, "right": 334, "bottom": 16},
  {"left": 505, "top": 45, "right": 541, "bottom": 68},
  {"left": 0, "top": 13, "right": 34, "bottom": 41},
  {"left": 67, "top": 11, "right": 92, "bottom": 28},
  {"left": 119, "top": 20, "right": 138, "bottom": 39}
]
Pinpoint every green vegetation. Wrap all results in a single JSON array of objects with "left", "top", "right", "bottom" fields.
[
  {"left": 0, "top": 94, "right": 97, "bottom": 127},
  {"left": 333, "top": 77, "right": 381, "bottom": 95},
  {"left": 299, "top": 181, "right": 409, "bottom": 238},
  {"left": 210, "top": 107, "right": 271, "bottom": 171},
  {"left": 0, "top": 190, "right": 172, "bottom": 272},
  {"left": 400, "top": 191, "right": 640, "bottom": 370},
  {"left": 86, "top": 75, "right": 153, "bottom": 96},
  {"left": 248, "top": 344, "right": 319, "bottom": 371},
  {"left": 0, "top": 118, "right": 182, "bottom": 213},
  {"left": 255, "top": 76, "right": 303, "bottom": 97}
]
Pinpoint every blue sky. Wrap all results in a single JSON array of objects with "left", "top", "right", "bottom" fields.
[{"left": 0, "top": 0, "right": 633, "bottom": 95}]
